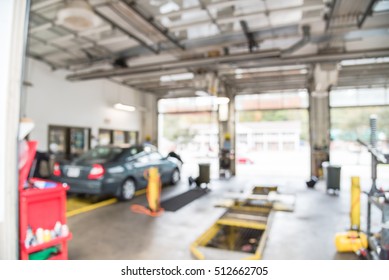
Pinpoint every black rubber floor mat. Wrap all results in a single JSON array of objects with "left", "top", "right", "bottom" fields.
[{"left": 161, "top": 188, "right": 208, "bottom": 212}]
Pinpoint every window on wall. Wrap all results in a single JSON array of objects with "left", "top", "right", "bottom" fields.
[
  {"left": 98, "top": 129, "right": 138, "bottom": 146},
  {"left": 330, "top": 87, "right": 389, "bottom": 107},
  {"left": 98, "top": 129, "right": 112, "bottom": 145},
  {"left": 48, "top": 125, "right": 91, "bottom": 160},
  {"left": 158, "top": 97, "right": 219, "bottom": 113},
  {"left": 235, "top": 90, "right": 309, "bottom": 111}
]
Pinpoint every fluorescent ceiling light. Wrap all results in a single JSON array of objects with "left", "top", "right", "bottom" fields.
[
  {"left": 341, "top": 57, "right": 389, "bottom": 66},
  {"left": 235, "top": 68, "right": 244, "bottom": 74},
  {"left": 299, "top": 69, "right": 308, "bottom": 74},
  {"left": 114, "top": 103, "right": 136, "bottom": 112},
  {"left": 160, "top": 72, "right": 194, "bottom": 82},
  {"left": 160, "top": 1, "right": 180, "bottom": 14}
]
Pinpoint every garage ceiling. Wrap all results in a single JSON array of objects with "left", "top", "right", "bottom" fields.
[{"left": 28, "top": 0, "right": 389, "bottom": 97}]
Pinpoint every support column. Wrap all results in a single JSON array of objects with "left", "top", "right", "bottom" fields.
[
  {"left": 309, "top": 63, "right": 338, "bottom": 178},
  {"left": 217, "top": 85, "right": 236, "bottom": 176},
  {"left": 141, "top": 93, "right": 158, "bottom": 145},
  {"left": 0, "top": 0, "right": 29, "bottom": 259}
]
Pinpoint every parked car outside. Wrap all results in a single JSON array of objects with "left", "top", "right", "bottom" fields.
[
  {"left": 51, "top": 144, "right": 181, "bottom": 201},
  {"left": 237, "top": 156, "right": 254, "bottom": 165}
]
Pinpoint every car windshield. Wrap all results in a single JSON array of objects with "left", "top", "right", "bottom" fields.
[{"left": 74, "top": 146, "right": 123, "bottom": 165}]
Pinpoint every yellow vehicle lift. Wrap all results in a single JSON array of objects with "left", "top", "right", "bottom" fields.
[{"left": 191, "top": 186, "right": 293, "bottom": 260}]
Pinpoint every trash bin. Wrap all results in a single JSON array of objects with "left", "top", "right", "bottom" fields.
[
  {"left": 326, "top": 165, "right": 341, "bottom": 192},
  {"left": 198, "top": 163, "right": 210, "bottom": 185}
]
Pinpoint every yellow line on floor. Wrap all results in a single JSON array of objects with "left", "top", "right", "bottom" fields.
[
  {"left": 135, "top": 189, "right": 147, "bottom": 196},
  {"left": 66, "top": 198, "right": 117, "bottom": 218},
  {"left": 66, "top": 189, "right": 147, "bottom": 218}
]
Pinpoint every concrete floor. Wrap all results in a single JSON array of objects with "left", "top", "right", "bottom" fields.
[{"left": 67, "top": 175, "right": 361, "bottom": 260}]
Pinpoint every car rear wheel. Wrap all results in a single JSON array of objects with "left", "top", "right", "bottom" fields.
[
  {"left": 118, "top": 178, "right": 136, "bottom": 201},
  {"left": 171, "top": 169, "right": 180, "bottom": 185}
]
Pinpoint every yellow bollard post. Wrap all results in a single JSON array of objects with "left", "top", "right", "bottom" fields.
[
  {"left": 351, "top": 176, "right": 361, "bottom": 231},
  {"left": 147, "top": 167, "right": 161, "bottom": 213},
  {"left": 130, "top": 167, "right": 164, "bottom": 217},
  {"left": 335, "top": 176, "right": 367, "bottom": 254}
]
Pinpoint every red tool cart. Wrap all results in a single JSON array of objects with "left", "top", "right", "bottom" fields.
[{"left": 19, "top": 141, "right": 72, "bottom": 260}]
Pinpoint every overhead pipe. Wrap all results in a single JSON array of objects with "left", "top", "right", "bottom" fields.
[
  {"left": 67, "top": 50, "right": 280, "bottom": 80},
  {"left": 281, "top": 25, "right": 310, "bottom": 55},
  {"left": 240, "top": 20, "right": 257, "bottom": 53},
  {"left": 67, "top": 49, "right": 389, "bottom": 81},
  {"left": 66, "top": 25, "right": 300, "bottom": 69},
  {"left": 66, "top": 23, "right": 388, "bottom": 70},
  {"left": 120, "top": 0, "right": 185, "bottom": 50}
]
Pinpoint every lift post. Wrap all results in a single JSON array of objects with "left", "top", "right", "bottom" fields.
[
  {"left": 351, "top": 176, "right": 361, "bottom": 231},
  {"left": 335, "top": 176, "right": 368, "bottom": 255}
]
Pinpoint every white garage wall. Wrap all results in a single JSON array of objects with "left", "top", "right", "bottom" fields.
[{"left": 25, "top": 58, "right": 157, "bottom": 151}]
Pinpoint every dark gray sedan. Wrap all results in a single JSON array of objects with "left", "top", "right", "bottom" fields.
[{"left": 51, "top": 144, "right": 181, "bottom": 200}]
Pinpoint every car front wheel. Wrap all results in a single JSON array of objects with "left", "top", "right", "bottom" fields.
[
  {"left": 171, "top": 169, "right": 180, "bottom": 185},
  {"left": 118, "top": 178, "right": 136, "bottom": 201}
]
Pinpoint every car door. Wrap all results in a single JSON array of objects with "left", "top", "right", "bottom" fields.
[
  {"left": 149, "top": 152, "right": 171, "bottom": 184},
  {"left": 131, "top": 153, "right": 151, "bottom": 188}
]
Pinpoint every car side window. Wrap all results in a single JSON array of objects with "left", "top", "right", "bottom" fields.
[
  {"left": 149, "top": 152, "right": 163, "bottom": 162},
  {"left": 125, "top": 148, "right": 142, "bottom": 162},
  {"left": 136, "top": 154, "right": 150, "bottom": 164}
]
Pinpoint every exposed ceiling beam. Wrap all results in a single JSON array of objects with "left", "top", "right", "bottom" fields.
[
  {"left": 120, "top": 69, "right": 190, "bottom": 83},
  {"left": 29, "top": 34, "right": 85, "bottom": 61},
  {"left": 67, "top": 25, "right": 300, "bottom": 69},
  {"left": 199, "top": 0, "right": 223, "bottom": 33},
  {"left": 358, "top": 0, "right": 379, "bottom": 28},
  {"left": 325, "top": 0, "right": 337, "bottom": 31},
  {"left": 154, "top": 0, "right": 257, "bottom": 19},
  {"left": 66, "top": 22, "right": 389, "bottom": 70},
  {"left": 30, "top": 12, "right": 114, "bottom": 58},
  {"left": 235, "top": 82, "right": 307, "bottom": 93},
  {"left": 167, "top": 2, "right": 323, "bottom": 31},
  {"left": 224, "top": 69, "right": 306, "bottom": 79},
  {"left": 67, "top": 49, "right": 389, "bottom": 81},
  {"left": 30, "top": 0, "right": 62, "bottom": 11},
  {"left": 29, "top": 22, "right": 53, "bottom": 34},
  {"left": 27, "top": 53, "right": 62, "bottom": 69},
  {"left": 231, "top": 75, "right": 307, "bottom": 84},
  {"left": 67, "top": 50, "right": 280, "bottom": 80},
  {"left": 121, "top": 0, "right": 185, "bottom": 50},
  {"left": 93, "top": 6, "right": 158, "bottom": 54}
]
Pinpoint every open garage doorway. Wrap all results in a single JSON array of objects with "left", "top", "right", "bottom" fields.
[
  {"left": 158, "top": 97, "right": 219, "bottom": 179},
  {"left": 330, "top": 87, "right": 389, "bottom": 187},
  {"left": 235, "top": 91, "right": 310, "bottom": 179}
]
